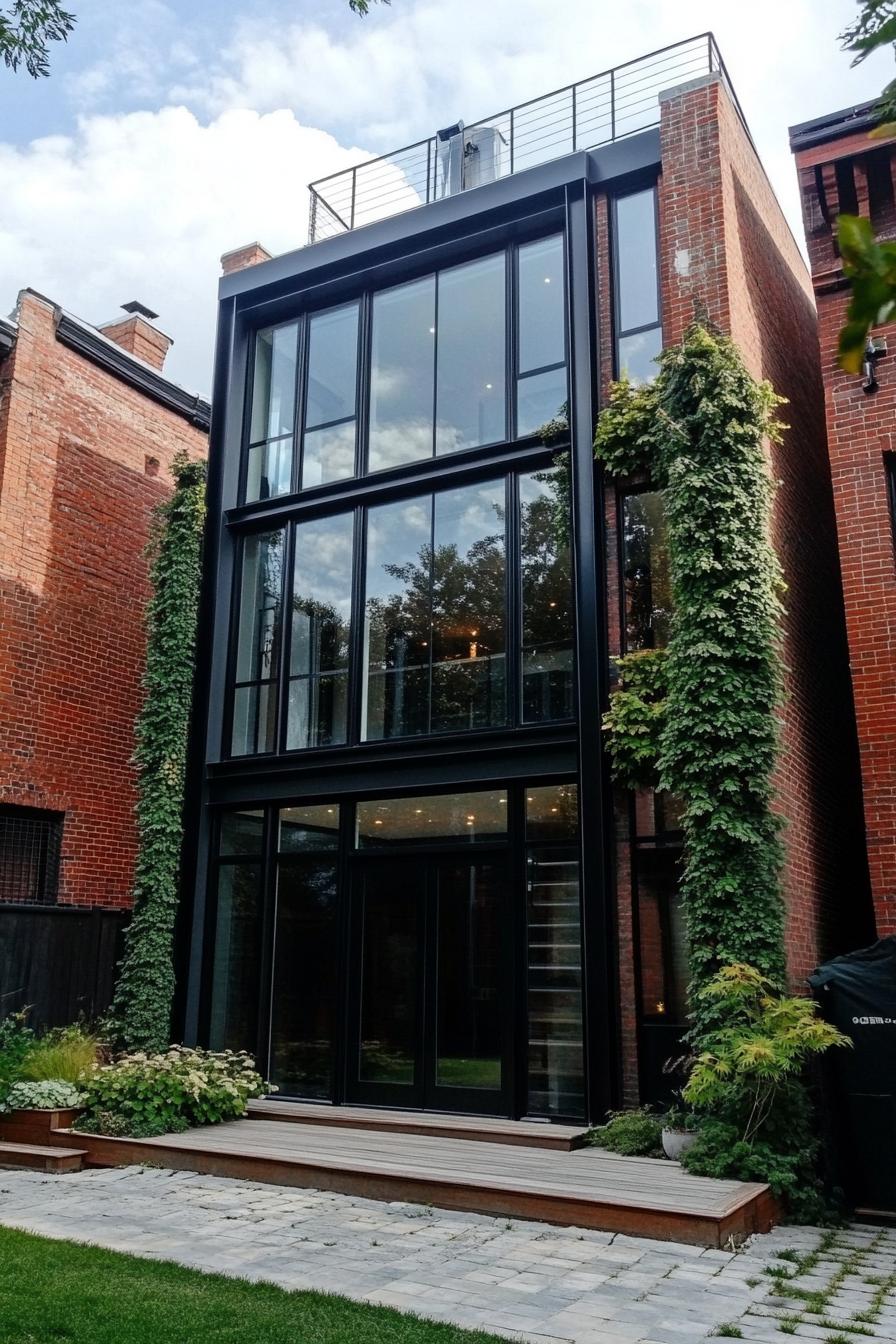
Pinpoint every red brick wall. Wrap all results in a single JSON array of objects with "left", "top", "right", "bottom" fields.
[
  {"left": 652, "top": 76, "right": 870, "bottom": 985},
  {"left": 793, "top": 128, "right": 896, "bottom": 936},
  {"left": 0, "top": 290, "right": 206, "bottom": 910}
]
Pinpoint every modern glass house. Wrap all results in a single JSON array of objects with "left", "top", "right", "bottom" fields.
[{"left": 181, "top": 36, "right": 847, "bottom": 1125}]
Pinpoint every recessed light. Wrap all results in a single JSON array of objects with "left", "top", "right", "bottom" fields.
[{"left": 544, "top": 277, "right": 551, "bottom": 284}]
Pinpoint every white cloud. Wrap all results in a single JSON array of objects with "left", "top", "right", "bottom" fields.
[{"left": 0, "top": 106, "right": 368, "bottom": 393}]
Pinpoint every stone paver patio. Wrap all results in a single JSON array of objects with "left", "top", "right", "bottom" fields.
[{"left": 0, "top": 1166, "right": 894, "bottom": 1343}]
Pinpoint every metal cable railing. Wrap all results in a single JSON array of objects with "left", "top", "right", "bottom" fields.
[{"left": 308, "top": 32, "right": 745, "bottom": 243}]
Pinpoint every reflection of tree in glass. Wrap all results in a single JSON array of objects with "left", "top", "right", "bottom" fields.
[
  {"left": 523, "top": 463, "right": 572, "bottom": 646},
  {"left": 622, "top": 493, "right": 672, "bottom": 651},
  {"left": 366, "top": 503, "right": 506, "bottom": 734}
]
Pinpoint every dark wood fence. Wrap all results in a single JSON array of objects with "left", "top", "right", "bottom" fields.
[{"left": 0, "top": 905, "right": 128, "bottom": 1028}]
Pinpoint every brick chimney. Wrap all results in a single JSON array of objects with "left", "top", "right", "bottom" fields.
[
  {"left": 98, "top": 301, "right": 173, "bottom": 372},
  {"left": 221, "top": 242, "right": 273, "bottom": 276}
]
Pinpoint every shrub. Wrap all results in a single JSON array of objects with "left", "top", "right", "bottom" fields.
[
  {"left": 76, "top": 1046, "right": 270, "bottom": 1139},
  {"left": 588, "top": 1108, "right": 663, "bottom": 1157},
  {"left": 0, "top": 1012, "right": 35, "bottom": 1111},
  {"left": 679, "top": 964, "right": 850, "bottom": 1222},
  {"left": 19, "top": 1025, "right": 100, "bottom": 1084},
  {"left": 5, "top": 1080, "right": 83, "bottom": 1111}
]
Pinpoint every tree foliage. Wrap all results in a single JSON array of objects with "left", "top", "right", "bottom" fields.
[
  {"left": 110, "top": 453, "right": 207, "bottom": 1053},
  {"left": 836, "top": 3, "right": 896, "bottom": 368},
  {"left": 0, "top": 0, "right": 73, "bottom": 76},
  {"left": 596, "top": 325, "right": 788, "bottom": 1033}
]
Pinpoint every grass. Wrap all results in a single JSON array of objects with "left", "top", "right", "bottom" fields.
[
  {"left": 18, "top": 1027, "right": 99, "bottom": 1084},
  {"left": 0, "top": 1226, "right": 502, "bottom": 1344}
]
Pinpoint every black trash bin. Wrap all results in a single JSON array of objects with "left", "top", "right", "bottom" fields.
[{"left": 809, "top": 937, "right": 896, "bottom": 1217}]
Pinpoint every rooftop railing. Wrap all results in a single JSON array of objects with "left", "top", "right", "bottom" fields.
[{"left": 307, "top": 33, "right": 744, "bottom": 244}]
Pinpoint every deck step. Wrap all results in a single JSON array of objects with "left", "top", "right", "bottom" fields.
[
  {"left": 246, "top": 1100, "right": 587, "bottom": 1151},
  {"left": 0, "top": 1141, "right": 86, "bottom": 1173}
]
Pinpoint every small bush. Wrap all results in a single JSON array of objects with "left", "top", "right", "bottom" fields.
[
  {"left": 76, "top": 1046, "right": 270, "bottom": 1138},
  {"left": 0, "top": 1013, "right": 35, "bottom": 1111},
  {"left": 19, "top": 1025, "right": 100, "bottom": 1084},
  {"left": 5, "top": 1080, "right": 83, "bottom": 1111},
  {"left": 588, "top": 1108, "right": 663, "bottom": 1157}
]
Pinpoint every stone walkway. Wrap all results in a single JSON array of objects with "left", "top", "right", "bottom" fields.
[{"left": 0, "top": 1166, "right": 894, "bottom": 1343}]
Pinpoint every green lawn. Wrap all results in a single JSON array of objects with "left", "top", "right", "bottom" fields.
[{"left": 0, "top": 1226, "right": 502, "bottom": 1344}]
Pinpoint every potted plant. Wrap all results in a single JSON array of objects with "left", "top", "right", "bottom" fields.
[{"left": 660, "top": 1100, "right": 700, "bottom": 1160}]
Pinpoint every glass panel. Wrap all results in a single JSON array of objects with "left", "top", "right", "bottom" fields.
[
  {"left": 356, "top": 790, "right": 508, "bottom": 846},
  {"left": 633, "top": 788, "right": 684, "bottom": 838},
  {"left": 358, "top": 868, "right": 420, "bottom": 1084},
  {"left": 208, "top": 862, "right": 262, "bottom": 1052},
  {"left": 301, "top": 422, "right": 356, "bottom": 489},
  {"left": 369, "top": 276, "right": 435, "bottom": 472},
  {"left": 436, "top": 862, "right": 502, "bottom": 1090},
  {"left": 436, "top": 253, "right": 506, "bottom": 454},
  {"left": 363, "top": 494, "right": 432, "bottom": 740},
  {"left": 618, "top": 326, "right": 662, "bottom": 385},
  {"left": 231, "top": 530, "right": 284, "bottom": 756},
  {"left": 305, "top": 303, "right": 359, "bottom": 429},
  {"left": 520, "top": 467, "right": 574, "bottom": 722},
  {"left": 246, "top": 436, "right": 293, "bottom": 502},
  {"left": 526, "top": 783, "right": 578, "bottom": 842},
  {"left": 287, "top": 512, "right": 353, "bottom": 749},
  {"left": 622, "top": 491, "right": 672, "bottom": 651},
  {"left": 615, "top": 189, "right": 659, "bottom": 333},
  {"left": 269, "top": 858, "right": 337, "bottom": 1099},
  {"left": 636, "top": 847, "right": 688, "bottom": 1023},
  {"left": 364, "top": 483, "right": 507, "bottom": 740},
  {"left": 517, "top": 367, "right": 568, "bottom": 438},
  {"left": 278, "top": 804, "right": 340, "bottom": 852},
  {"left": 250, "top": 323, "right": 298, "bottom": 443},
  {"left": 431, "top": 482, "right": 506, "bottom": 733},
  {"left": 518, "top": 234, "right": 565, "bottom": 373},
  {"left": 219, "top": 810, "right": 264, "bottom": 857},
  {"left": 526, "top": 845, "right": 584, "bottom": 1118}
]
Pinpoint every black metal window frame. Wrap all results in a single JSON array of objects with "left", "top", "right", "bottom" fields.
[
  {"left": 224, "top": 456, "right": 575, "bottom": 761},
  {"left": 237, "top": 230, "right": 570, "bottom": 507},
  {"left": 887, "top": 452, "right": 896, "bottom": 563},
  {"left": 0, "top": 804, "right": 64, "bottom": 907},
  {"left": 201, "top": 774, "right": 585, "bottom": 1122},
  {"left": 609, "top": 180, "right": 662, "bottom": 383},
  {"left": 630, "top": 797, "right": 686, "bottom": 1029}
]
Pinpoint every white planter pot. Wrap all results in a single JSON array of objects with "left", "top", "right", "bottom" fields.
[{"left": 662, "top": 1126, "right": 698, "bottom": 1161}]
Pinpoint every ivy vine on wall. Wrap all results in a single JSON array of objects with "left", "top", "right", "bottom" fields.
[
  {"left": 110, "top": 452, "right": 207, "bottom": 1053},
  {"left": 595, "top": 324, "right": 788, "bottom": 1035}
]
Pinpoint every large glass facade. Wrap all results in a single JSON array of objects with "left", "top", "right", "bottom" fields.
[
  {"left": 229, "top": 465, "right": 573, "bottom": 757},
  {"left": 240, "top": 235, "right": 568, "bottom": 499}
]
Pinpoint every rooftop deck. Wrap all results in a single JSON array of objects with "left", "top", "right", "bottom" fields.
[{"left": 307, "top": 33, "right": 746, "bottom": 243}]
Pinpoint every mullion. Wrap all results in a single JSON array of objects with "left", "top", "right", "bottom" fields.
[
  {"left": 276, "top": 522, "right": 297, "bottom": 754},
  {"left": 294, "top": 315, "right": 309, "bottom": 494}
]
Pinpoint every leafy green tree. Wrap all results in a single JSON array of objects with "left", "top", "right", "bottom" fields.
[
  {"left": 837, "top": 2, "right": 896, "bottom": 369},
  {"left": 1, "top": 0, "right": 74, "bottom": 76},
  {"left": 111, "top": 453, "right": 206, "bottom": 1053}
]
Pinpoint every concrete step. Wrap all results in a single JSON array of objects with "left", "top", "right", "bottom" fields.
[{"left": 0, "top": 1140, "right": 86, "bottom": 1173}]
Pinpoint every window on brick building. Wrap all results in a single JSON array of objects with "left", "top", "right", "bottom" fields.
[
  {"left": 612, "top": 186, "right": 662, "bottom": 384},
  {"left": 620, "top": 489, "right": 672, "bottom": 652},
  {"left": 887, "top": 454, "right": 896, "bottom": 557},
  {"left": 632, "top": 791, "right": 687, "bottom": 1025},
  {"left": 0, "top": 806, "right": 64, "bottom": 905}
]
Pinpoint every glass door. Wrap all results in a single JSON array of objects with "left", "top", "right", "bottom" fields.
[{"left": 346, "top": 854, "right": 511, "bottom": 1114}]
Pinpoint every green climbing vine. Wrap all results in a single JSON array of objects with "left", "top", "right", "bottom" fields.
[
  {"left": 111, "top": 451, "right": 207, "bottom": 1053},
  {"left": 595, "top": 323, "right": 788, "bottom": 1034}
]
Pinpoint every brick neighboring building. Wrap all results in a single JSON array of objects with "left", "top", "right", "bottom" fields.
[
  {"left": 179, "top": 38, "right": 872, "bottom": 1123},
  {"left": 791, "top": 105, "right": 896, "bottom": 940},
  {"left": 0, "top": 289, "right": 208, "bottom": 1019}
]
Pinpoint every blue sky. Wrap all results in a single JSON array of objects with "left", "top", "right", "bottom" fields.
[{"left": 0, "top": 0, "right": 891, "bottom": 393}]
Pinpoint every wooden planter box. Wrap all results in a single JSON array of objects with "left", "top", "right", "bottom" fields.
[{"left": 0, "top": 1107, "right": 83, "bottom": 1145}]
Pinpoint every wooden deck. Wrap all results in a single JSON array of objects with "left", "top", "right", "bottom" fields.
[
  {"left": 247, "top": 1099, "right": 587, "bottom": 1150},
  {"left": 54, "top": 1116, "right": 777, "bottom": 1248}
]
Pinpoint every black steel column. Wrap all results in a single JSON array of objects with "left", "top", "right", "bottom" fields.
[{"left": 564, "top": 180, "right": 618, "bottom": 1123}]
